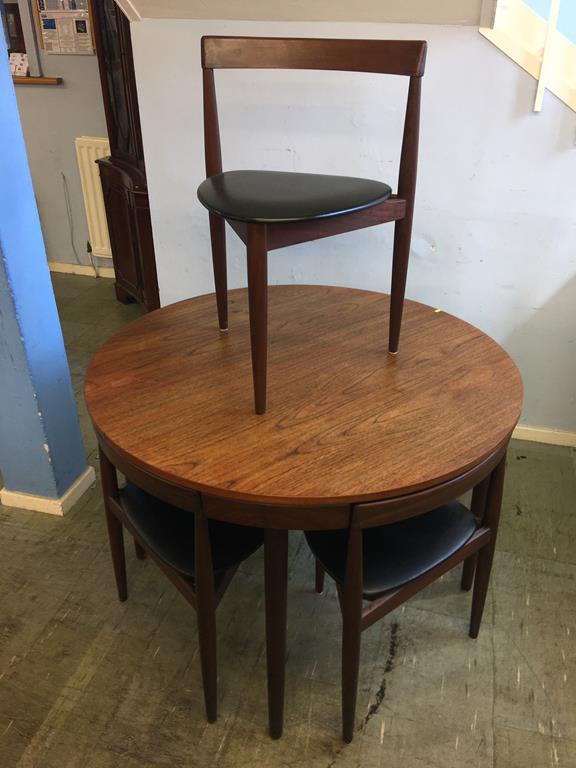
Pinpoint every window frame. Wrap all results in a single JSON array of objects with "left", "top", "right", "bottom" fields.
[{"left": 480, "top": 0, "right": 576, "bottom": 113}]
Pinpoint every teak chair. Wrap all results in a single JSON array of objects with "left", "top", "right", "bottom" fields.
[
  {"left": 197, "top": 36, "right": 427, "bottom": 414},
  {"left": 306, "top": 448, "right": 507, "bottom": 742},
  {"left": 99, "top": 449, "right": 264, "bottom": 723}
]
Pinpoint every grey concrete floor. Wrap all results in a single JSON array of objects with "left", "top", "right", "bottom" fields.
[{"left": 1, "top": 273, "right": 575, "bottom": 767}]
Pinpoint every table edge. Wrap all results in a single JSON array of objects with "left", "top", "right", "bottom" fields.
[{"left": 93, "top": 425, "right": 518, "bottom": 508}]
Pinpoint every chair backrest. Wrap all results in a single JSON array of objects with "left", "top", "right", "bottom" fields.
[
  {"left": 201, "top": 36, "right": 427, "bottom": 200},
  {"left": 202, "top": 36, "right": 426, "bottom": 75},
  {"left": 341, "top": 447, "right": 506, "bottom": 612}
]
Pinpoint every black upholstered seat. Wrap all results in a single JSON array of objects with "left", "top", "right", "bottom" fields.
[
  {"left": 197, "top": 170, "right": 392, "bottom": 224},
  {"left": 305, "top": 502, "right": 476, "bottom": 599},
  {"left": 120, "top": 484, "right": 263, "bottom": 579}
]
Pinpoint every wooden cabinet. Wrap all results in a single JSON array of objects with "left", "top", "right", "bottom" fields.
[
  {"left": 90, "top": 0, "right": 159, "bottom": 311},
  {"left": 4, "top": 3, "right": 26, "bottom": 54}
]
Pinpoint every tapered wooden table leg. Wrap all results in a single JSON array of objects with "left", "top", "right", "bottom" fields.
[{"left": 264, "top": 528, "right": 288, "bottom": 739}]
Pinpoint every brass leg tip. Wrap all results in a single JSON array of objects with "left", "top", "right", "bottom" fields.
[
  {"left": 219, "top": 327, "right": 229, "bottom": 333},
  {"left": 388, "top": 349, "right": 398, "bottom": 356}
]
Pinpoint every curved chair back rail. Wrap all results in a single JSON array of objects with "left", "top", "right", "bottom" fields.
[
  {"left": 98, "top": 429, "right": 351, "bottom": 529},
  {"left": 98, "top": 430, "right": 208, "bottom": 514},
  {"left": 97, "top": 426, "right": 509, "bottom": 533},
  {"left": 202, "top": 36, "right": 427, "bottom": 76},
  {"left": 199, "top": 36, "right": 427, "bottom": 412},
  {"left": 351, "top": 439, "right": 508, "bottom": 528},
  {"left": 203, "top": 495, "right": 350, "bottom": 531}
]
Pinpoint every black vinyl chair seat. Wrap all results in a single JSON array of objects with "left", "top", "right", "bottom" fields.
[
  {"left": 120, "top": 484, "right": 263, "bottom": 579},
  {"left": 305, "top": 502, "right": 477, "bottom": 599},
  {"left": 197, "top": 170, "right": 392, "bottom": 224}
]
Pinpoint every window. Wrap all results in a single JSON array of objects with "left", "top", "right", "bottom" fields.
[{"left": 480, "top": 0, "right": 576, "bottom": 112}]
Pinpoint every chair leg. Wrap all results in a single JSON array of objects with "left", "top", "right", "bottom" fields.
[
  {"left": 461, "top": 477, "right": 489, "bottom": 591},
  {"left": 389, "top": 75, "right": 420, "bottom": 354},
  {"left": 104, "top": 506, "right": 127, "bottom": 602},
  {"left": 134, "top": 539, "right": 146, "bottom": 560},
  {"left": 315, "top": 559, "right": 325, "bottom": 594},
  {"left": 342, "top": 608, "right": 362, "bottom": 743},
  {"left": 470, "top": 455, "right": 507, "bottom": 638},
  {"left": 264, "top": 528, "right": 288, "bottom": 739},
  {"left": 247, "top": 224, "right": 268, "bottom": 415},
  {"left": 469, "top": 549, "right": 494, "bottom": 640},
  {"left": 99, "top": 449, "right": 127, "bottom": 602},
  {"left": 195, "top": 510, "right": 218, "bottom": 723},
  {"left": 461, "top": 555, "right": 476, "bottom": 591},
  {"left": 388, "top": 216, "right": 412, "bottom": 354},
  {"left": 209, "top": 213, "right": 228, "bottom": 331},
  {"left": 341, "top": 525, "right": 363, "bottom": 743}
]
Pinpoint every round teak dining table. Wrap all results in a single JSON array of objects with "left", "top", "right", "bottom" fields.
[{"left": 85, "top": 284, "right": 523, "bottom": 738}]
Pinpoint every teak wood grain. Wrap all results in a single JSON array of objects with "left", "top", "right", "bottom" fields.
[
  {"left": 85, "top": 286, "right": 523, "bottom": 507},
  {"left": 226, "top": 198, "right": 406, "bottom": 251},
  {"left": 201, "top": 36, "right": 427, "bottom": 76}
]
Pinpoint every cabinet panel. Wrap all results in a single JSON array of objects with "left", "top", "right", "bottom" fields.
[
  {"left": 90, "top": 0, "right": 158, "bottom": 310},
  {"left": 134, "top": 192, "right": 160, "bottom": 310}
]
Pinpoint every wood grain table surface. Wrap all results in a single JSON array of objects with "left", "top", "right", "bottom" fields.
[{"left": 84, "top": 285, "right": 523, "bottom": 507}]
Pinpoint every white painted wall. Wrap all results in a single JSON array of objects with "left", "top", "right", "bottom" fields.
[
  {"left": 130, "top": 20, "right": 576, "bottom": 432},
  {"left": 120, "top": 0, "right": 485, "bottom": 25},
  {"left": 15, "top": 52, "right": 107, "bottom": 266}
]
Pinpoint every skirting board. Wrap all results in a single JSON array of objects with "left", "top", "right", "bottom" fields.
[
  {"left": 49, "top": 261, "right": 115, "bottom": 279},
  {"left": 512, "top": 425, "right": 576, "bottom": 448},
  {"left": 0, "top": 465, "right": 96, "bottom": 516}
]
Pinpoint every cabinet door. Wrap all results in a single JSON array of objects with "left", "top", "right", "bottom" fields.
[
  {"left": 91, "top": 0, "right": 145, "bottom": 169},
  {"left": 134, "top": 192, "right": 160, "bottom": 311},
  {"left": 99, "top": 166, "right": 143, "bottom": 303},
  {"left": 91, "top": 0, "right": 158, "bottom": 311}
]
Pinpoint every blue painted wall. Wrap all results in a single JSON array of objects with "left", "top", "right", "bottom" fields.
[{"left": 0, "top": 27, "right": 88, "bottom": 498}]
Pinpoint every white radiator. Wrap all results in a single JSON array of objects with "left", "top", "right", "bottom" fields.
[{"left": 75, "top": 136, "right": 112, "bottom": 259}]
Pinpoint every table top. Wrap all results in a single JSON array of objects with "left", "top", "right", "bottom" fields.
[{"left": 85, "top": 285, "right": 523, "bottom": 506}]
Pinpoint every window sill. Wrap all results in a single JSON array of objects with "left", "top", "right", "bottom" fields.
[{"left": 13, "top": 76, "right": 63, "bottom": 86}]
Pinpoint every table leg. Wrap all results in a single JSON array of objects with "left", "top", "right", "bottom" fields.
[{"left": 264, "top": 528, "right": 288, "bottom": 739}]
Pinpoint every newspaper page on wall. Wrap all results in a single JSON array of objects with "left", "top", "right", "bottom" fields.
[{"left": 37, "top": 0, "right": 93, "bottom": 55}]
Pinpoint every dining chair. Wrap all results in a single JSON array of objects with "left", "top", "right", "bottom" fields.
[
  {"left": 99, "top": 448, "right": 264, "bottom": 723},
  {"left": 306, "top": 449, "right": 506, "bottom": 742},
  {"left": 197, "top": 36, "right": 427, "bottom": 414}
]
